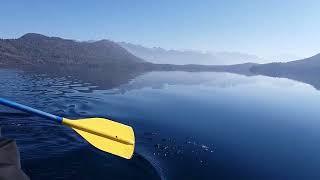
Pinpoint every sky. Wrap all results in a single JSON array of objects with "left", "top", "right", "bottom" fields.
[{"left": 1, "top": 0, "right": 320, "bottom": 60}]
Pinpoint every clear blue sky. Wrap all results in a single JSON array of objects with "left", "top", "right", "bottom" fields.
[{"left": 1, "top": 0, "right": 320, "bottom": 59}]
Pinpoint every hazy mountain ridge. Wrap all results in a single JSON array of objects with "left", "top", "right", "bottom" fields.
[
  {"left": 119, "top": 42, "right": 266, "bottom": 65},
  {"left": 251, "top": 53, "right": 320, "bottom": 75},
  {"left": 0, "top": 33, "right": 260, "bottom": 75},
  {"left": 0, "top": 33, "right": 144, "bottom": 66},
  {"left": 2, "top": 33, "right": 320, "bottom": 90},
  {"left": 250, "top": 53, "right": 320, "bottom": 89}
]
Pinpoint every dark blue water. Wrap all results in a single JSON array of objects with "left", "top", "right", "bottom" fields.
[{"left": 1, "top": 69, "right": 320, "bottom": 179}]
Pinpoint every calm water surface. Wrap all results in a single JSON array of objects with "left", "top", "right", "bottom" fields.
[{"left": 1, "top": 68, "right": 320, "bottom": 179}]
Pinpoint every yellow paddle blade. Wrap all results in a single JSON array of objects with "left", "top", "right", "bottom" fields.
[{"left": 62, "top": 118, "right": 135, "bottom": 159}]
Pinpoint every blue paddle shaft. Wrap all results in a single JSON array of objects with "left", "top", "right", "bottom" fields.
[{"left": 0, "top": 98, "right": 63, "bottom": 123}]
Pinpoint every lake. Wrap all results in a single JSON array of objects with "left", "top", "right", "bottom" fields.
[{"left": 1, "top": 68, "right": 320, "bottom": 179}]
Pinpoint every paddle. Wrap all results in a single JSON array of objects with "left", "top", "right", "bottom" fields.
[{"left": 0, "top": 97, "right": 135, "bottom": 159}]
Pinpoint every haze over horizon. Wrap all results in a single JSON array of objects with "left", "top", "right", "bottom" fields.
[{"left": 1, "top": 0, "right": 320, "bottom": 62}]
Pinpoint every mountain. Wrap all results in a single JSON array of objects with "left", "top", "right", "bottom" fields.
[
  {"left": 251, "top": 53, "right": 320, "bottom": 75},
  {"left": 118, "top": 42, "right": 266, "bottom": 65},
  {"left": 0, "top": 33, "right": 144, "bottom": 66},
  {"left": 2, "top": 34, "right": 319, "bottom": 90},
  {"left": 251, "top": 53, "right": 320, "bottom": 89}
]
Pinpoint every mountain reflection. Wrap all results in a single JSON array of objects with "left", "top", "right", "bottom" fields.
[{"left": 2, "top": 64, "right": 319, "bottom": 94}]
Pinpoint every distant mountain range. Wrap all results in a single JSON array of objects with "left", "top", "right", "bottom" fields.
[
  {"left": 118, "top": 42, "right": 267, "bottom": 65},
  {"left": 0, "top": 33, "right": 267, "bottom": 67},
  {"left": 2, "top": 33, "right": 320, "bottom": 90},
  {"left": 250, "top": 53, "right": 320, "bottom": 89},
  {"left": 0, "top": 33, "right": 258, "bottom": 77},
  {"left": 0, "top": 33, "right": 143, "bottom": 66},
  {"left": 251, "top": 53, "right": 320, "bottom": 74}
]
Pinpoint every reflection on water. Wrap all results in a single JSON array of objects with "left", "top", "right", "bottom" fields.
[
  {"left": 1, "top": 67, "right": 320, "bottom": 179},
  {"left": 20, "top": 64, "right": 148, "bottom": 91}
]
